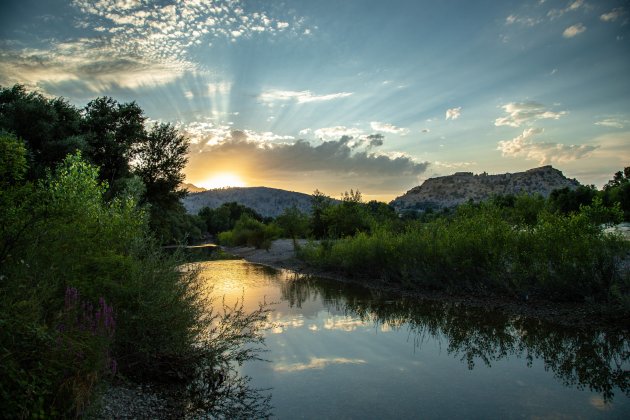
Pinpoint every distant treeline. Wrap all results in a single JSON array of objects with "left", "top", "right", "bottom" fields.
[{"left": 212, "top": 176, "right": 629, "bottom": 306}]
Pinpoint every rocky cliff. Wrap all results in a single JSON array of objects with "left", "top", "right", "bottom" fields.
[{"left": 390, "top": 166, "right": 580, "bottom": 212}]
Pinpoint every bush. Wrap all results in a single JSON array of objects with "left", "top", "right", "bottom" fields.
[
  {"left": 300, "top": 201, "right": 628, "bottom": 302},
  {"left": 0, "top": 153, "right": 270, "bottom": 417},
  {"left": 218, "top": 215, "right": 281, "bottom": 249}
]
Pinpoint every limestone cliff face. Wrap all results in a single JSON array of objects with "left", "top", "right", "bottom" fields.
[{"left": 390, "top": 166, "right": 580, "bottom": 211}]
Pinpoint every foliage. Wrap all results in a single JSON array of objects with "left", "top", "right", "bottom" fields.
[
  {"left": 300, "top": 200, "right": 629, "bottom": 302},
  {"left": 601, "top": 167, "right": 630, "bottom": 221},
  {"left": 0, "top": 84, "right": 200, "bottom": 244},
  {"left": 548, "top": 185, "right": 597, "bottom": 215},
  {"left": 82, "top": 96, "right": 146, "bottom": 191},
  {"left": 218, "top": 215, "right": 281, "bottom": 250},
  {"left": 0, "top": 131, "right": 27, "bottom": 187},
  {"left": 275, "top": 206, "right": 310, "bottom": 245},
  {"left": 0, "top": 153, "right": 268, "bottom": 417},
  {"left": 199, "top": 202, "right": 264, "bottom": 235},
  {"left": 135, "top": 122, "right": 192, "bottom": 243},
  {"left": 0, "top": 85, "right": 83, "bottom": 179},
  {"left": 310, "top": 189, "right": 333, "bottom": 239}
]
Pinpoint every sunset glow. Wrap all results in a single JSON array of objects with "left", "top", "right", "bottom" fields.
[
  {"left": 197, "top": 173, "right": 246, "bottom": 190},
  {"left": 1, "top": 0, "right": 628, "bottom": 200}
]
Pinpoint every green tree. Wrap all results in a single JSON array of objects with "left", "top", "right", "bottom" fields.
[
  {"left": 0, "top": 84, "right": 83, "bottom": 178},
  {"left": 276, "top": 206, "right": 310, "bottom": 246},
  {"left": 323, "top": 189, "right": 371, "bottom": 238},
  {"left": 199, "top": 202, "right": 264, "bottom": 235},
  {"left": 310, "top": 189, "right": 333, "bottom": 239},
  {"left": 0, "top": 131, "right": 27, "bottom": 187},
  {"left": 135, "top": 123, "right": 188, "bottom": 209},
  {"left": 82, "top": 96, "right": 146, "bottom": 191}
]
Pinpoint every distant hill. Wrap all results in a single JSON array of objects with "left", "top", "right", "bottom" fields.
[
  {"left": 182, "top": 186, "right": 314, "bottom": 218},
  {"left": 180, "top": 182, "right": 207, "bottom": 193},
  {"left": 391, "top": 165, "right": 581, "bottom": 212}
]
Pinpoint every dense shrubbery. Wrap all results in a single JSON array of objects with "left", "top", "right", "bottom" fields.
[
  {"left": 299, "top": 200, "right": 628, "bottom": 302},
  {"left": 199, "top": 201, "right": 266, "bottom": 234},
  {"left": 0, "top": 84, "right": 203, "bottom": 244},
  {"left": 0, "top": 139, "right": 267, "bottom": 416},
  {"left": 218, "top": 215, "right": 281, "bottom": 249}
]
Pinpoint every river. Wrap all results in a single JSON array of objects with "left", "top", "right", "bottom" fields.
[{"left": 199, "top": 259, "right": 629, "bottom": 419}]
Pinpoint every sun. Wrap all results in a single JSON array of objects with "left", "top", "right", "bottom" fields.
[{"left": 198, "top": 172, "right": 246, "bottom": 189}]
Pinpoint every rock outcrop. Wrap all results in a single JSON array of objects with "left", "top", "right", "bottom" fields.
[{"left": 390, "top": 166, "right": 580, "bottom": 212}]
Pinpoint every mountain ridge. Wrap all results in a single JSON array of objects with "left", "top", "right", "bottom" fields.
[
  {"left": 182, "top": 186, "right": 314, "bottom": 218},
  {"left": 390, "top": 165, "right": 581, "bottom": 212}
]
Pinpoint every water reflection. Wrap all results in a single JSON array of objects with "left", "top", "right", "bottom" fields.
[
  {"left": 200, "top": 260, "right": 629, "bottom": 417},
  {"left": 280, "top": 275, "right": 630, "bottom": 402}
]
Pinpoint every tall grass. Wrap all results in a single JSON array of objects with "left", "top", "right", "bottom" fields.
[{"left": 299, "top": 203, "right": 629, "bottom": 302}]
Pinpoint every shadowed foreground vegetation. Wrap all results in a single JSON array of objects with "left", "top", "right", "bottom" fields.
[{"left": 0, "top": 86, "right": 270, "bottom": 418}]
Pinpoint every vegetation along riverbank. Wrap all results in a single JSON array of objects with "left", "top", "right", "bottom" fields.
[
  {"left": 1, "top": 84, "right": 629, "bottom": 417},
  {"left": 0, "top": 86, "right": 269, "bottom": 418}
]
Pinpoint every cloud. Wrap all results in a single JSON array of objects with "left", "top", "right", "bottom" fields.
[
  {"left": 548, "top": 0, "right": 585, "bottom": 19},
  {"left": 434, "top": 161, "right": 476, "bottom": 169},
  {"left": 497, "top": 127, "right": 597, "bottom": 164},
  {"left": 183, "top": 125, "right": 429, "bottom": 196},
  {"left": 594, "top": 117, "right": 628, "bottom": 129},
  {"left": 495, "top": 102, "right": 567, "bottom": 127},
  {"left": 313, "top": 126, "right": 364, "bottom": 140},
  {"left": 0, "top": 0, "right": 313, "bottom": 93},
  {"left": 445, "top": 107, "right": 462, "bottom": 120},
  {"left": 274, "top": 357, "right": 366, "bottom": 373},
  {"left": 600, "top": 8, "right": 625, "bottom": 22},
  {"left": 187, "top": 130, "right": 427, "bottom": 176},
  {"left": 563, "top": 23, "right": 586, "bottom": 38},
  {"left": 0, "top": 43, "right": 189, "bottom": 91},
  {"left": 370, "top": 121, "right": 409, "bottom": 135},
  {"left": 505, "top": 14, "right": 542, "bottom": 27},
  {"left": 366, "top": 133, "right": 384, "bottom": 147},
  {"left": 259, "top": 89, "right": 353, "bottom": 104}
]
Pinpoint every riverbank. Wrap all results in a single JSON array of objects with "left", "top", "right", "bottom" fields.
[{"left": 222, "top": 239, "right": 630, "bottom": 332}]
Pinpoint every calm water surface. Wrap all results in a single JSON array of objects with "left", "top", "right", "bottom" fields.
[{"left": 199, "top": 260, "right": 629, "bottom": 419}]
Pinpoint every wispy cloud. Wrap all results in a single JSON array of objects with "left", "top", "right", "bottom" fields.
[
  {"left": 505, "top": 14, "right": 542, "bottom": 27},
  {"left": 600, "top": 8, "right": 625, "bottom": 22},
  {"left": 274, "top": 357, "right": 366, "bottom": 373},
  {"left": 370, "top": 121, "right": 409, "bottom": 135},
  {"left": 259, "top": 89, "right": 353, "bottom": 104},
  {"left": 445, "top": 107, "right": 461, "bottom": 120},
  {"left": 497, "top": 127, "right": 597, "bottom": 164},
  {"left": 0, "top": 0, "right": 312, "bottom": 92},
  {"left": 495, "top": 102, "right": 567, "bottom": 127},
  {"left": 563, "top": 23, "right": 586, "bottom": 38},
  {"left": 548, "top": 0, "right": 586, "bottom": 20},
  {"left": 313, "top": 126, "right": 364, "bottom": 140},
  {"left": 595, "top": 117, "right": 629, "bottom": 129}
]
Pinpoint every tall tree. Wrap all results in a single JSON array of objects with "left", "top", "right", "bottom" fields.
[
  {"left": 0, "top": 84, "right": 83, "bottom": 178},
  {"left": 82, "top": 97, "right": 145, "bottom": 190},
  {"left": 134, "top": 122, "right": 191, "bottom": 241},
  {"left": 135, "top": 122, "right": 188, "bottom": 208}
]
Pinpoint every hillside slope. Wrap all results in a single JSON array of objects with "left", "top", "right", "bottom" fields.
[
  {"left": 182, "top": 186, "right": 314, "bottom": 218},
  {"left": 391, "top": 166, "right": 580, "bottom": 212}
]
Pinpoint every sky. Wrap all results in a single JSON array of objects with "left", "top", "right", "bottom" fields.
[{"left": 1, "top": 0, "right": 629, "bottom": 202}]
